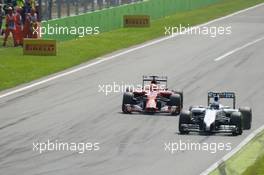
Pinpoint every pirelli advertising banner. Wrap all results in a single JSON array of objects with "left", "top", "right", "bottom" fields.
[
  {"left": 23, "top": 39, "right": 57, "bottom": 56},
  {"left": 123, "top": 15, "right": 150, "bottom": 28}
]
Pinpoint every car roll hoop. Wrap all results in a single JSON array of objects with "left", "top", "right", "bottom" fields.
[{"left": 208, "top": 91, "right": 236, "bottom": 109}]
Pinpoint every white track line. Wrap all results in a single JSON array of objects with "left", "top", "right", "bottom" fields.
[
  {"left": 0, "top": 2, "right": 264, "bottom": 99},
  {"left": 215, "top": 36, "right": 264, "bottom": 61},
  {"left": 200, "top": 125, "right": 264, "bottom": 175}
]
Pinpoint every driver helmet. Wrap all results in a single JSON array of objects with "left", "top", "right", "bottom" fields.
[
  {"left": 151, "top": 80, "right": 157, "bottom": 84},
  {"left": 214, "top": 95, "right": 219, "bottom": 102}
]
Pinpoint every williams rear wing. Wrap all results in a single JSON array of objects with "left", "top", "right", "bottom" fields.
[{"left": 208, "top": 92, "right": 236, "bottom": 108}]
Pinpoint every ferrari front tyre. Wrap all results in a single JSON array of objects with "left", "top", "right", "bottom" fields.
[
  {"left": 231, "top": 112, "right": 243, "bottom": 136},
  {"left": 239, "top": 107, "right": 252, "bottom": 130},
  {"left": 122, "top": 92, "right": 135, "bottom": 114},
  {"left": 168, "top": 94, "right": 181, "bottom": 116},
  {"left": 174, "top": 90, "right": 183, "bottom": 109},
  {"left": 179, "top": 111, "right": 191, "bottom": 134}
]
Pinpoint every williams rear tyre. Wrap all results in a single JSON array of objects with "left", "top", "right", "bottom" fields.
[{"left": 239, "top": 107, "right": 252, "bottom": 130}]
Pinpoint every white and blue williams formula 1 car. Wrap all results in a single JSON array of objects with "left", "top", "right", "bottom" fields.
[{"left": 179, "top": 92, "right": 252, "bottom": 136}]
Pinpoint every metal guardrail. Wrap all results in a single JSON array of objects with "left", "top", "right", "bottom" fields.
[
  {"left": 39, "top": 0, "right": 143, "bottom": 20},
  {"left": 41, "top": 0, "right": 220, "bottom": 41},
  {"left": 0, "top": 0, "right": 143, "bottom": 21}
]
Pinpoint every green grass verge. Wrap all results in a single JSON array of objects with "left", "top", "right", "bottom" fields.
[
  {"left": 243, "top": 153, "right": 264, "bottom": 175},
  {"left": 0, "top": 0, "right": 264, "bottom": 92},
  {"left": 210, "top": 130, "right": 264, "bottom": 175}
]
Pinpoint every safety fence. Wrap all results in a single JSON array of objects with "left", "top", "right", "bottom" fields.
[
  {"left": 42, "top": 0, "right": 221, "bottom": 40},
  {"left": 39, "top": 0, "right": 143, "bottom": 20}
]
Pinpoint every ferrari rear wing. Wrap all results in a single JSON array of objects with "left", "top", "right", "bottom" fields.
[
  {"left": 142, "top": 76, "right": 168, "bottom": 88},
  {"left": 208, "top": 91, "right": 236, "bottom": 108}
]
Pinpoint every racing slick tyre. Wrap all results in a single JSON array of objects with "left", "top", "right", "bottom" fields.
[
  {"left": 174, "top": 90, "right": 183, "bottom": 109},
  {"left": 168, "top": 94, "right": 182, "bottom": 116},
  {"left": 122, "top": 92, "right": 136, "bottom": 114},
  {"left": 230, "top": 112, "right": 243, "bottom": 136},
  {"left": 179, "top": 111, "right": 191, "bottom": 134},
  {"left": 239, "top": 107, "right": 252, "bottom": 130}
]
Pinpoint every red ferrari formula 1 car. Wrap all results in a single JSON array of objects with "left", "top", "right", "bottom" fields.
[{"left": 122, "top": 76, "right": 183, "bottom": 115}]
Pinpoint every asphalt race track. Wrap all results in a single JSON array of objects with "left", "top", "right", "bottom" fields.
[{"left": 0, "top": 4, "right": 264, "bottom": 175}]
